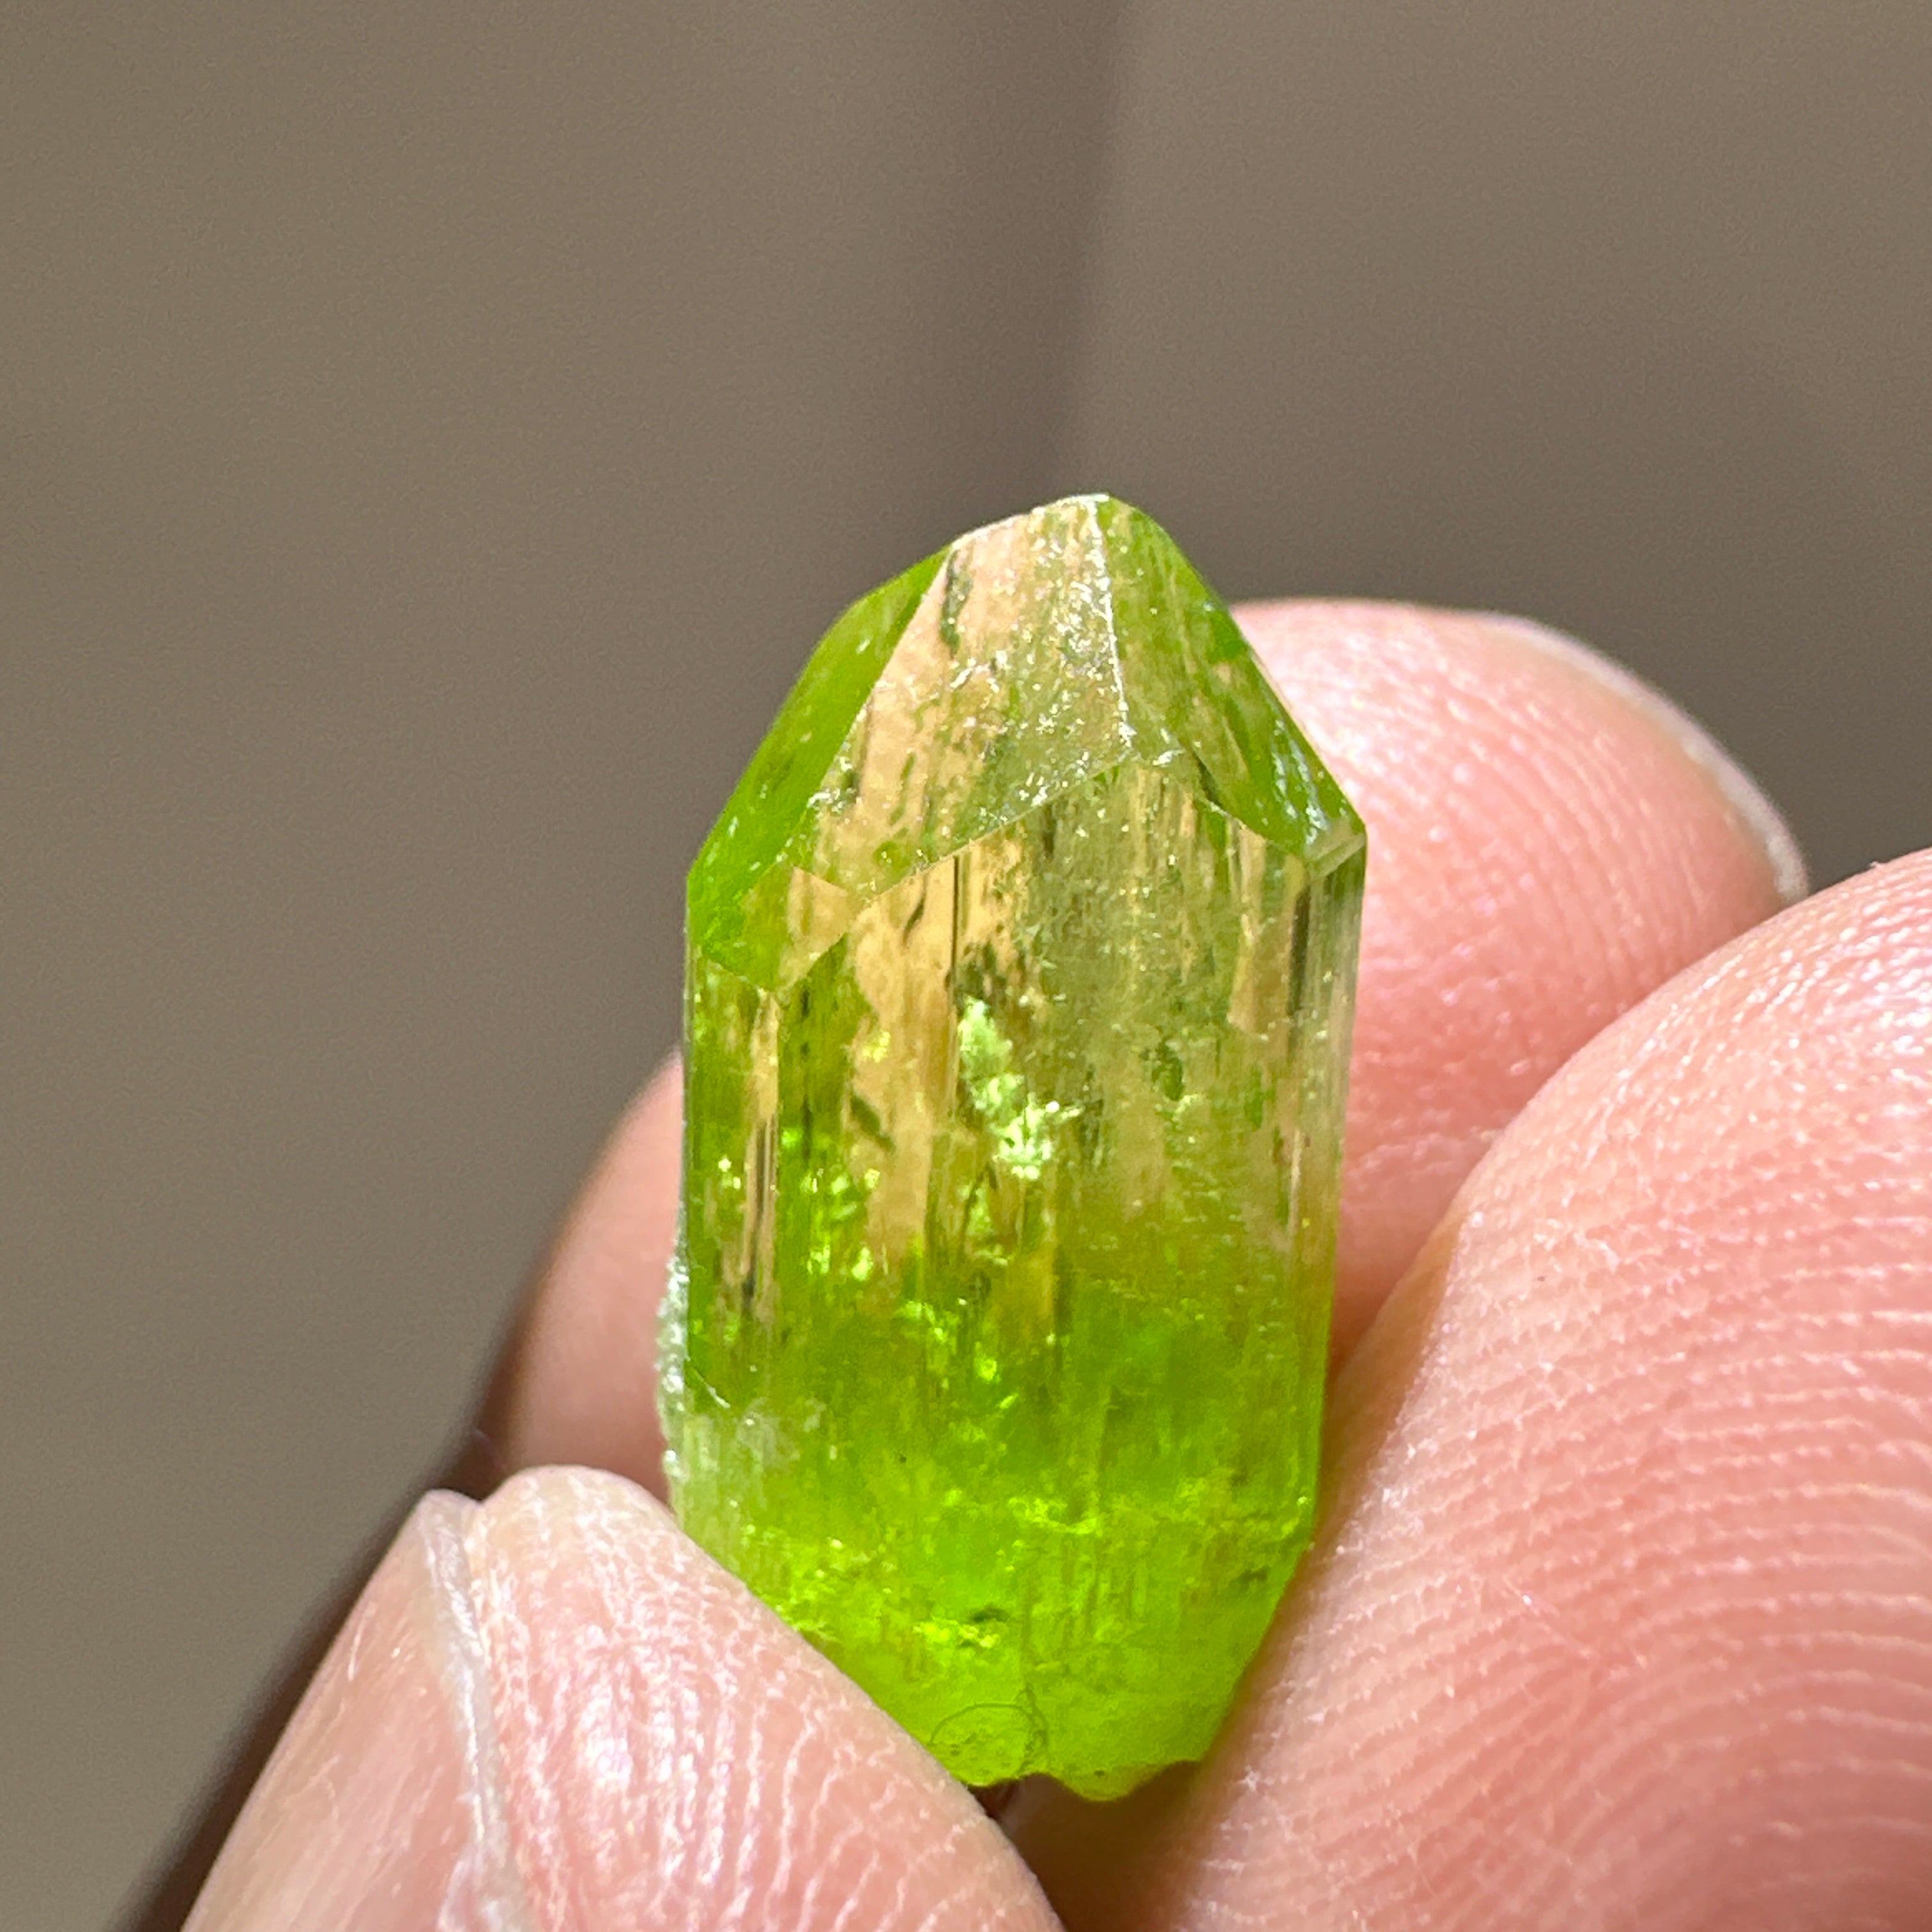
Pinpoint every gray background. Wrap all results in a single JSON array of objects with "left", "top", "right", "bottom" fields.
[{"left": 6, "top": 4, "right": 1929, "bottom": 1924}]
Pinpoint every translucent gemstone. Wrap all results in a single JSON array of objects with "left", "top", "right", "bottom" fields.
[{"left": 663, "top": 495, "right": 1365, "bottom": 1796}]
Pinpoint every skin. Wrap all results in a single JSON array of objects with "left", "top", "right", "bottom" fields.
[{"left": 134, "top": 602, "right": 1932, "bottom": 1931}]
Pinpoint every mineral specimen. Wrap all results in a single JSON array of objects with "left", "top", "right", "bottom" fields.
[{"left": 663, "top": 495, "right": 1365, "bottom": 1796}]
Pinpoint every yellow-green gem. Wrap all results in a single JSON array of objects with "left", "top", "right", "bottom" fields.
[{"left": 663, "top": 495, "right": 1364, "bottom": 1796}]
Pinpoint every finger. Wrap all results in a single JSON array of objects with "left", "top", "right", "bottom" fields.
[
  {"left": 491, "top": 602, "right": 1800, "bottom": 1486},
  {"left": 180, "top": 1492, "right": 520, "bottom": 1931},
  {"left": 1014, "top": 852, "right": 1932, "bottom": 1931},
  {"left": 1244, "top": 602, "right": 1803, "bottom": 1349},
  {"left": 486, "top": 1062, "right": 682, "bottom": 1495},
  {"left": 187, "top": 1467, "right": 1058, "bottom": 1931},
  {"left": 129, "top": 1070, "right": 686, "bottom": 1931}
]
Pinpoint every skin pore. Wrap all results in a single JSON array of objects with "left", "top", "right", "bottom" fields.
[{"left": 138, "top": 604, "right": 1932, "bottom": 1932}]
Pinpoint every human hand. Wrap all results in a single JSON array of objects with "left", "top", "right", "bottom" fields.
[{"left": 143, "top": 602, "right": 1932, "bottom": 1931}]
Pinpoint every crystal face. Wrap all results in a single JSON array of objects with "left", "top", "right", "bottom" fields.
[{"left": 664, "top": 495, "right": 1365, "bottom": 1796}]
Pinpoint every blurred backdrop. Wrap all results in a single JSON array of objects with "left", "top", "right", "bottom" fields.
[{"left": 6, "top": 4, "right": 1930, "bottom": 1924}]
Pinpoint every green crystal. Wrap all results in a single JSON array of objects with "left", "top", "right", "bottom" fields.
[{"left": 663, "top": 496, "right": 1364, "bottom": 1796}]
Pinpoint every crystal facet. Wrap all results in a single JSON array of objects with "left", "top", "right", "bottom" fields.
[{"left": 664, "top": 496, "right": 1365, "bottom": 1795}]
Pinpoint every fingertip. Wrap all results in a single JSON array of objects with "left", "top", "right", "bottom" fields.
[
  {"left": 463, "top": 1465, "right": 1060, "bottom": 1932},
  {"left": 1236, "top": 600, "right": 1801, "bottom": 1350},
  {"left": 185, "top": 1493, "right": 521, "bottom": 1932},
  {"left": 1477, "top": 611, "right": 1807, "bottom": 905},
  {"left": 194, "top": 1468, "right": 1059, "bottom": 1931},
  {"left": 491, "top": 1059, "right": 682, "bottom": 1493}
]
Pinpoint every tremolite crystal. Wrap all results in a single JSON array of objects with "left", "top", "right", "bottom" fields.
[{"left": 663, "top": 496, "right": 1364, "bottom": 1797}]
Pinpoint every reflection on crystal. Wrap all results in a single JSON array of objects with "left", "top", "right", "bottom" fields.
[{"left": 664, "top": 496, "right": 1365, "bottom": 1795}]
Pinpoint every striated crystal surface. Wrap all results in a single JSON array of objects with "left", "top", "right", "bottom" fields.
[{"left": 663, "top": 495, "right": 1365, "bottom": 1796}]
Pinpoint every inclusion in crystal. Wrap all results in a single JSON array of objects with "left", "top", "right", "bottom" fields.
[{"left": 663, "top": 495, "right": 1365, "bottom": 1796}]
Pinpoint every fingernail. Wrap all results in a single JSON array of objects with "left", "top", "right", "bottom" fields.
[
  {"left": 185, "top": 1493, "right": 530, "bottom": 1932},
  {"left": 1484, "top": 613, "right": 1809, "bottom": 905}
]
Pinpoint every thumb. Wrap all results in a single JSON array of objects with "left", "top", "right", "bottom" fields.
[{"left": 185, "top": 1469, "right": 1055, "bottom": 1932}]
